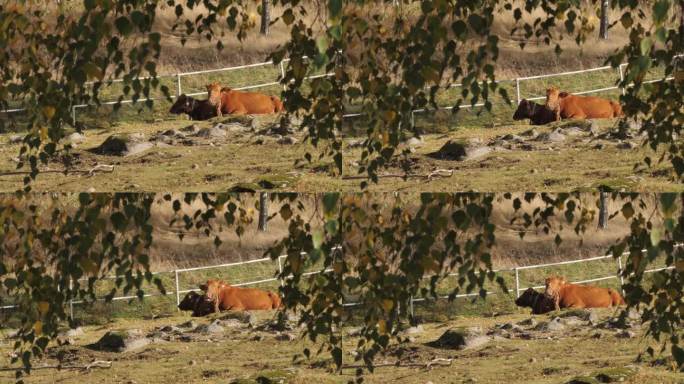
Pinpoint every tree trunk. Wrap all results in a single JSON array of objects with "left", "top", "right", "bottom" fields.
[
  {"left": 258, "top": 192, "right": 268, "bottom": 231},
  {"left": 599, "top": 0, "right": 609, "bottom": 40},
  {"left": 598, "top": 192, "right": 608, "bottom": 229},
  {"left": 260, "top": 0, "right": 270, "bottom": 35}
]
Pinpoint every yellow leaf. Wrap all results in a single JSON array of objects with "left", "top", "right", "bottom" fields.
[
  {"left": 676, "top": 260, "right": 684, "bottom": 272},
  {"left": 37, "top": 301, "right": 49, "bottom": 315},
  {"left": 39, "top": 126, "right": 48, "bottom": 141},
  {"left": 42, "top": 106, "right": 55, "bottom": 120},
  {"left": 377, "top": 319, "right": 387, "bottom": 334},
  {"left": 33, "top": 320, "right": 43, "bottom": 335},
  {"left": 382, "top": 299, "right": 394, "bottom": 312},
  {"left": 383, "top": 110, "right": 396, "bottom": 122}
]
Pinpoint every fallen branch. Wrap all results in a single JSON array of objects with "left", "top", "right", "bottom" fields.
[
  {"left": 0, "top": 165, "right": 114, "bottom": 177},
  {"left": 341, "top": 358, "right": 453, "bottom": 370},
  {"left": 341, "top": 169, "right": 453, "bottom": 181},
  {"left": 0, "top": 360, "right": 112, "bottom": 372}
]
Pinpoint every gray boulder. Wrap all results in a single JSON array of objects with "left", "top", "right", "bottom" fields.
[
  {"left": 94, "top": 134, "right": 152, "bottom": 156},
  {"left": 66, "top": 132, "right": 86, "bottom": 143},
  {"left": 428, "top": 327, "right": 489, "bottom": 350},
  {"left": 91, "top": 329, "right": 150, "bottom": 352},
  {"left": 195, "top": 126, "right": 226, "bottom": 138},
  {"left": 536, "top": 128, "right": 566, "bottom": 143},
  {"left": 8, "top": 134, "right": 23, "bottom": 144},
  {"left": 534, "top": 317, "right": 565, "bottom": 332}
]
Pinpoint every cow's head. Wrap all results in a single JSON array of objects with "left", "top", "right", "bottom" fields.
[
  {"left": 514, "top": 287, "right": 538, "bottom": 307},
  {"left": 178, "top": 291, "right": 202, "bottom": 311},
  {"left": 169, "top": 94, "right": 194, "bottom": 114},
  {"left": 201, "top": 279, "right": 225, "bottom": 303},
  {"left": 206, "top": 82, "right": 223, "bottom": 103},
  {"left": 544, "top": 275, "right": 567, "bottom": 298},
  {"left": 545, "top": 87, "right": 563, "bottom": 111},
  {"left": 513, "top": 99, "right": 533, "bottom": 120}
]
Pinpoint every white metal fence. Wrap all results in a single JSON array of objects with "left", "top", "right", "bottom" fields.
[
  {"left": 0, "top": 246, "right": 677, "bottom": 318},
  {"left": 1, "top": 55, "right": 679, "bottom": 126}
]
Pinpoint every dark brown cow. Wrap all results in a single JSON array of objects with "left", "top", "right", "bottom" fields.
[
  {"left": 515, "top": 288, "right": 556, "bottom": 314},
  {"left": 512, "top": 99, "right": 557, "bottom": 125},
  {"left": 169, "top": 94, "right": 216, "bottom": 121},
  {"left": 178, "top": 291, "right": 215, "bottom": 317}
]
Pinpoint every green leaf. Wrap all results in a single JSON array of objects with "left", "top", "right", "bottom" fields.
[
  {"left": 621, "top": 203, "right": 634, "bottom": 219},
  {"left": 328, "top": 0, "right": 342, "bottom": 19},
  {"left": 640, "top": 37, "right": 652, "bottom": 55},
  {"left": 115, "top": 17, "right": 133, "bottom": 35},
  {"left": 652, "top": 0, "right": 670, "bottom": 24}
]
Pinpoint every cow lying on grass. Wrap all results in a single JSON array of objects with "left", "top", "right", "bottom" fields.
[
  {"left": 169, "top": 94, "right": 216, "bottom": 120},
  {"left": 200, "top": 279, "right": 282, "bottom": 313},
  {"left": 545, "top": 87, "right": 623, "bottom": 121},
  {"left": 545, "top": 275, "right": 625, "bottom": 311},
  {"left": 514, "top": 288, "right": 556, "bottom": 314},
  {"left": 178, "top": 291, "right": 215, "bottom": 317},
  {"left": 207, "top": 82, "right": 284, "bottom": 116},
  {"left": 512, "top": 99, "right": 557, "bottom": 125}
]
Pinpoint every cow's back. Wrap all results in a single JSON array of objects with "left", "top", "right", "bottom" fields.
[
  {"left": 560, "top": 284, "right": 615, "bottom": 308},
  {"left": 223, "top": 91, "right": 279, "bottom": 114},
  {"left": 562, "top": 95, "right": 619, "bottom": 119}
]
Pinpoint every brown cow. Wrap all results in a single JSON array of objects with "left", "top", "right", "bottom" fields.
[
  {"left": 545, "top": 87, "right": 623, "bottom": 121},
  {"left": 545, "top": 275, "right": 625, "bottom": 311},
  {"left": 206, "top": 82, "right": 284, "bottom": 116},
  {"left": 200, "top": 279, "right": 282, "bottom": 313}
]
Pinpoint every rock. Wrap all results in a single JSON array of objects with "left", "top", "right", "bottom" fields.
[
  {"left": 626, "top": 307, "right": 641, "bottom": 321},
  {"left": 215, "top": 122, "right": 249, "bottom": 133},
  {"left": 615, "top": 330, "right": 636, "bottom": 339},
  {"left": 521, "top": 129, "right": 538, "bottom": 137},
  {"left": 181, "top": 124, "right": 200, "bottom": 134},
  {"left": 593, "top": 143, "right": 604, "bottom": 150},
  {"left": 277, "top": 136, "right": 298, "bottom": 145},
  {"left": 63, "top": 327, "right": 84, "bottom": 338},
  {"left": 178, "top": 320, "right": 197, "bottom": 329},
  {"left": 220, "top": 319, "right": 245, "bottom": 328},
  {"left": 534, "top": 317, "right": 565, "bottom": 332},
  {"left": 219, "top": 311, "right": 257, "bottom": 326},
  {"left": 616, "top": 141, "right": 636, "bottom": 150},
  {"left": 536, "top": 128, "right": 566, "bottom": 143},
  {"left": 192, "top": 164, "right": 199, "bottom": 170},
  {"left": 404, "top": 325, "right": 424, "bottom": 335},
  {"left": 429, "top": 140, "right": 467, "bottom": 161},
  {"left": 8, "top": 134, "right": 23, "bottom": 144},
  {"left": 91, "top": 329, "right": 150, "bottom": 352},
  {"left": 427, "top": 327, "right": 489, "bottom": 350},
  {"left": 94, "top": 135, "right": 152, "bottom": 156},
  {"left": 194, "top": 320, "right": 224, "bottom": 334},
  {"left": 274, "top": 333, "right": 295, "bottom": 341},
  {"left": 589, "top": 120, "right": 600, "bottom": 134},
  {"left": 66, "top": 132, "right": 86, "bottom": 143},
  {"left": 529, "top": 357, "right": 537, "bottom": 363},
  {"left": 588, "top": 311, "right": 600, "bottom": 326},
  {"left": 594, "top": 367, "right": 638, "bottom": 382},
  {"left": 465, "top": 146, "right": 493, "bottom": 161},
  {"left": 563, "top": 126, "right": 584, "bottom": 136},
  {"left": 346, "top": 327, "right": 362, "bottom": 337},
  {"left": 195, "top": 127, "right": 226, "bottom": 138},
  {"left": 565, "top": 376, "right": 600, "bottom": 384},
  {"left": 518, "top": 318, "right": 537, "bottom": 327},
  {"left": 346, "top": 139, "right": 364, "bottom": 148},
  {"left": 405, "top": 137, "right": 423, "bottom": 147},
  {"left": 560, "top": 316, "right": 584, "bottom": 326},
  {"left": 87, "top": 187, "right": 96, "bottom": 193},
  {"left": 501, "top": 134, "right": 524, "bottom": 143}
]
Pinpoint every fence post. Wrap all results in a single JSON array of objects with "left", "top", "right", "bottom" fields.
[
  {"left": 69, "top": 278, "right": 74, "bottom": 319},
  {"left": 277, "top": 256, "right": 285, "bottom": 287},
  {"left": 174, "top": 270, "right": 181, "bottom": 308},
  {"left": 515, "top": 78, "right": 521, "bottom": 105},
  {"left": 616, "top": 254, "right": 626, "bottom": 296},
  {"left": 279, "top": 61, "right": 287, "bottom": 92},
  {"left": 514, "top": 268, "right": 520, "bottom": 298},
  {"left": 71, "top": 106, "right": 76, "bottom": 126},
  {"left": 410, "top": 110, "right": 416, "bottom": 128},
  {"left": 176, "top": 74, "right": 182, "bottom": 97},
  {"left": 618, "top": 65, "right": 626, "bottom": 96},
  {"left": 409, "top": 295, "right": 414, "bottom": 318}
]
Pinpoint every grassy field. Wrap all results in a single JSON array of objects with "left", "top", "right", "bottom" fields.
[{"left": 1, "top": 306, "right": 681, "bottom": 384}]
